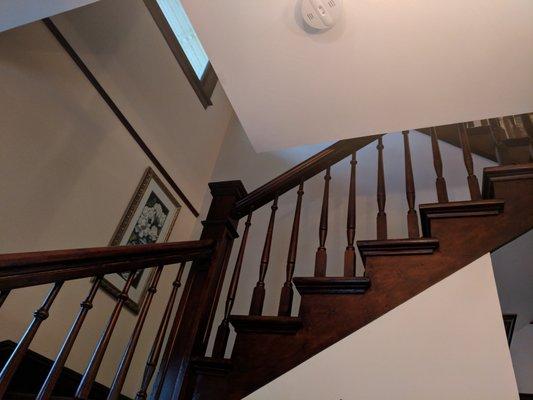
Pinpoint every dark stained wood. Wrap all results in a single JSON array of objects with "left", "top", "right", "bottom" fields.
[
  {"left": 314, "top": 167, "right": 331, "bottom": 277},
  {"left": 151, "top": 181, "right": 246, "bottom": 400},
  {"left": 376, "top": 137, "right": 387, "bottom": 240},
  {"left": 520, "top": 114, "right": 533, "bottom": 139},
  {"left": 108, "top": 267, "right": 163, "bottom": 399},
  {"left": 278, "top": 183, "right": 304, "bottom": 316},
  {"left": 0, "top": 282, "right": 63, "bottom": 399},
  {"left": 403, "top": 131, "right": 420, "bottom": 238},
  {"left": 344, "top": 152, "right": 357, "bottom": 277},
  {"left": 143, "top": 0, "right": 216, "bottom": 109},
  {"left": 458, "top": 123, "right": 482, "bottom": 200},
  {"left": 0, "top": 290, "right": 9, "bottom": 308},
  {"left": 429, "top": 127, "right": 449, "bottom": 202},
  {"left": 75, "top": 271, "right": 137, "bottom": 399},
  {"left": 217, "top": 163, "right": 533, "bottom": 400},
  {"left": 0, "top": 240, "right": 213, "bottom": 291},
  {"left": 42, "top": 18, "right": 200, "bottom": 217},
  {"left": 357, "top": 238, "right": 439, "bottom": 264},
  {"left": 0, "top": 341, "right": 131, "bottom": 400},
  {"left": 482, "top": 163, "right": 533, "bottom": 198},
  {"left": 503, "top": 314, "right": 517, "bottom": 345},
  {"left": 232, "top": 137, "right": 378, "bottom": 218},
  {"left": 135, "top": 263, "right": 186, "bottom": 400},
  {"left": 212, "top": 212, "right": 253, "bottom": 358},
  {"left": 229, "top": 316, "right": 303, "bottom": 335},
  {"left": 293, "top": 277, "right": 370, "bottom": 295},
  {"left": 37, "top": 278, "right": 102, "bottom": 400},
  {"left": 250, "top": 197, "right": 279, "bottom": 316}
]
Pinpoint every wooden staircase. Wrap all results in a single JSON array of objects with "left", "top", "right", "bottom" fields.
[
  {"left": 0, "top": 117, "right": 532, "bottom": 399},
  {"left": 190, "top": 163, "right": 533, "bottom": 399}
]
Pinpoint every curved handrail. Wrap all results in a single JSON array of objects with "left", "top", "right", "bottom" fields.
[
  {"left": 232, "top": 136, "right": 378, "bottom": 218},
  {"left": 0, "top": 240, "right": 215, "bottom": 290}
]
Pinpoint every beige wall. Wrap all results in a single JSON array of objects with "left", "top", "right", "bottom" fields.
[
  {"left": 245, "top": 255, "right": 519, "bottom": 400},
  {"left": 0, "top": 0, "right": 234, "bottom": 395}
]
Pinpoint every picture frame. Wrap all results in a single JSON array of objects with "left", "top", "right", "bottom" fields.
[{"left": 100, "top": 167, "right": 181, "bottom": 313}]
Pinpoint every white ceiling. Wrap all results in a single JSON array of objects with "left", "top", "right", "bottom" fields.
[{"left": 182, "top": 0, "right": 533, "bottom": 152}]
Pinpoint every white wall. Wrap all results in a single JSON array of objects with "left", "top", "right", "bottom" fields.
[
  {"left": 0, "top": 0, "right": 100, "bottom": 33},
  {"left": 183, "top": 0, "right": 533, "bottom": 151},
  {"left": 0, "top": 0, "right": 234, "bottom": 395},
  {"left": 245, "top": 254, "right": 519, "bottom": 400}
]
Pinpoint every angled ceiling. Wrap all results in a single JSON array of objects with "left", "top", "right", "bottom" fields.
[{"left": 182, "top": 0, "right": 533, "bottom": 152}]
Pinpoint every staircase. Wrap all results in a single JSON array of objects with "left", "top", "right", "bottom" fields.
[{"left": 0, "top": 117, "right": 532, "bottom": 399}]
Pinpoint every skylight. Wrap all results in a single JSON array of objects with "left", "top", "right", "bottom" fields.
[{"left": 156, "top": 0, "right": 209, "bottom": 79}]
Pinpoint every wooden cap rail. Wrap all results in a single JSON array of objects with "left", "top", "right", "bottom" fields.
[
  {"left": 0, "top": 240, "right": 214, "bottom": 291},
  {"left": 232, "top": 136, "right": 378, "bottom": 218}
]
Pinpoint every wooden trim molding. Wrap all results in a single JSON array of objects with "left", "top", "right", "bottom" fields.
[
  {"left": 143, "top": 0, "right": 218, "bottom": 109},
  {"left": 42, "top": 18, "right": 200, "bottom": 217}
]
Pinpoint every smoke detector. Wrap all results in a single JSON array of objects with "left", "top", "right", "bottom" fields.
[{"left": 301, "top": 0, "right": 342, "bottom": 30}]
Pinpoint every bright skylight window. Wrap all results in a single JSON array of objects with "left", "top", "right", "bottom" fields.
[{"left": 156, "top": 0, "right": 209, "bottom": 79}]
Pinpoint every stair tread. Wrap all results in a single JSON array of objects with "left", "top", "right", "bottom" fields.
[
  {"left": 293, "top": 276, "right": 370, "bottom": 294},
  {"left": 483, "top": 163, "right": 533, "bottom": 198},
  {"left": 419, "top": 199, "right": 505, "bottom": 237},
  {"left": 229, "top": 315, "right": 302, "bottom": 334},
  {"left": 192, "top": 356, "right": 232, "bottom": 376},
  {"left": 357, "top": 238, "right": 439, "bottom": 263}
]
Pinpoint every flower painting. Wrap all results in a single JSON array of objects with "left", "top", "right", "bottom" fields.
[{"left": 101, "top": 168, "right": 180, "bottom": 313}]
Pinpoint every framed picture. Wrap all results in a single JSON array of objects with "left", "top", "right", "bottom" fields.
[{"left": 100, "top": 167, "right": 181, "bottom": 313}]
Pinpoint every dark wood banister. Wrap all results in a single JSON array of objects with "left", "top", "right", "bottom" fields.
[
  {"left": 232, "top": 136, "right": 378, "bottom": 218},
  {"left": 0, "top": 240, "right": 215, "bottom": 291}
]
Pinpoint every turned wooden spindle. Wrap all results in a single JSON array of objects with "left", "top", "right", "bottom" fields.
[
  {"left": 344, "top": 152, "right": 357, "bottom": 277},
  {"left": 135, "top": 263, "right": 186, "bottom": 400},
  {"left": 75, "top": 270, "right": 137, "bottom": 399},
  {"left": 403, "top": 131, "right": 420, "bottom": 238},
  {"left": 458, "top": 123, "right": 482, "bottom": 200},
  {"left": 278, "top": 182, "right": 304, "bottom": 316},
  {"left": 0, "top": 290, "right": 10, "bottom": 308},
  {"left": 314, "top": 167, "right": 331, "bottom": 277},
  {"left": 376, "top": 137, "right": 387, "bottom": 240},
  {"left": 0, "top": 282, "right": 63, "bottom": 399},
  {"left": 249, "top": 196, "right": 279, "bottom": 316},
  {"left": 37, "top": 278, "right": 102, "bottom": 400},
  {"left": 212, "top": 213, "right": 252, "bottom": 358},
  {"left": 430, "top": 127, "right": 449, "bottom": 203},
  {"left": 108, "top": 267, "right": 163, "bottom": 400}
]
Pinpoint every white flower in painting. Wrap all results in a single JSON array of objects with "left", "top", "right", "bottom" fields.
[
  {"left": 153, "top": 203, "right": 167, "bottom": 228},
  {"left": 148, "top": 225, "right": 159, "bottom": 241}
]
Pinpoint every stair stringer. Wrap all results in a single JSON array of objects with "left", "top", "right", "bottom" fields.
[{"left": 192, "top": 164, "right": 533, "bottom": 400}]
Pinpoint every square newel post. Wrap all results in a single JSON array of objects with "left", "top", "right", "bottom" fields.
[{"left": 151, "top": 180, "right": 247, "bottom": 400}]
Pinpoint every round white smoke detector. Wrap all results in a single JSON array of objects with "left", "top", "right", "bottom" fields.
[{"left": 301, "top": 0, "right": 342, "bottom": 30}]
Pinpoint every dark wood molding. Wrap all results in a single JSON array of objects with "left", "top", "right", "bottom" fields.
[
  {"left": 229, "top": 316, "right": 303, "bottom": 334},
  {"left": 191, "top": 357, "right": 232, "bottom": 377},
  {"left": 482, "top": 164, "right": 533, "bottom": 199},
  {"left": 357, "top": 238, "right": 439, "bottom": 264},
  {"left": 419, "top": 199, "right": 505, "bottom": 237},
  {"left": 293, "top": 277, "right": 370, "bottom": 295},
  {"left": 143, "top": 0, "right": 218, "bottom": 109},
  {"left": 41, "top": 18, "right": 200, "bottom": 217},
  {"left": 0, "top": 340, "right": 131, "bottom": 400},
  {"left": 232, "top": 136, "right": 379, "bottom": 218},
  {"left": 0, "top": 240, "right": 214, "bottom": 290}
]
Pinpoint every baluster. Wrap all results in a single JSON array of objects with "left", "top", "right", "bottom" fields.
[
  {"left": 75, "top": 270, "right": 137, "bottom": 399},
  {"left": 212, "top": 213, "right": 252, "bottom": 358},
  {"left": 0, "top": 282, "right": 63, "bottom": 399},
  {"left": 458, "top": 123, "right": 482, "bottom": 200},
  {"left": 37, "top": 278, "right": 102, "bottom": 400},
  {"left": 376, "top": 137, "right": 387, "bottom": 240},
  {"left": 344, "top": 152, "right": 357, "bottom": 277},
  {"left": 135, "top": 263, "right": 185, "bottom": 400},
  {"left": 107, "top": 267, "right": 163, "bottom": 400},
  {"left": 403, "top": 131, "right": 420, "bottom": 238},
  {"left": 314, "top": 167, "right": 330, "bottom": 277},
  {"left": 430, "top": 127, "right": 449, "bottom": 203},
  {"left": 0, "top": 290, "right": 10, "bottom": 308},
  {"left": 279, "top": 182, "right": 304, "bottom": 316},
  {"left": 249, "top": 196, "right": 278, "bottom": 315}
]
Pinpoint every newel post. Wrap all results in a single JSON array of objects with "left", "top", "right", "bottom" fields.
[{"left": 151, "top": 180, "right": 247, "bottom": 400}]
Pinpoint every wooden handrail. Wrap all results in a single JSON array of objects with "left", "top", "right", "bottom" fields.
[
  {"left": 0, "top": 240, "right": 215, "bottom": 291},
  {"left": 232, "top": 136, "right": 378, "bottom": 218}
]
